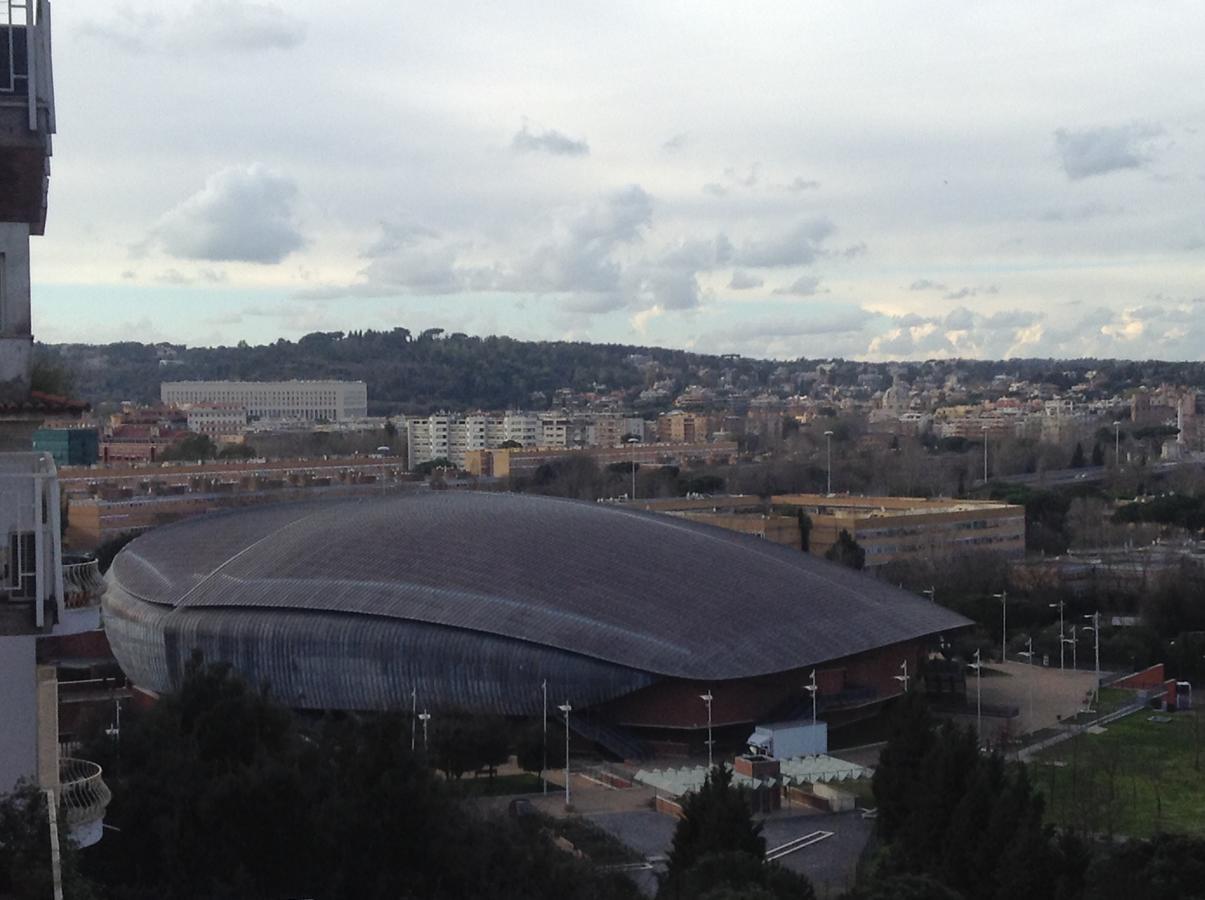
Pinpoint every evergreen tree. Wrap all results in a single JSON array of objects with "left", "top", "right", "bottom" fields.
[
  {"left": 1090, "top": 442, "right": 1104, "bottom": 466},
  {"left": 1069, "top": 442, "right": 1086, "bottom": 468},
  {"left": 661, "top": 768, "right": 766, "bottom": 899},
  {"left": 872, "top": 691, "right": 935, "bottom": 841},
  {"left": 825, "top": 529, "right": 866, "bottom": 570}
]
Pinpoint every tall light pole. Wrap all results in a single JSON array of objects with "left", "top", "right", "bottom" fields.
[
  {"left": 1019, "top": 636, "right": 1034, "bottom": 666},
  {"left": 804, "top": 670, "right": 819, "bottom": 724},
  {"left": 1084, "top": 613, "right": 1101, "bottom": 709},
  {"left": 542, "top": 679, "right": 548, "bottom": 795},
  {"left": 993, "top": 591, "right": 1007, "bottom": 662},
  {"left": 627, "top": 436, "right": 639, "bottom": 499},
  {"left": 982, "top": 425, "right": 990, "bottom": 483},
  {"left": 893, "top": 659, "right": 909, "bottom": 693},
  {"left": 971, "top": 649, "right": 982, "bottom": 746},
  {"left": 411, "top": 687, "right": 417, "bottom": 752},
  {"left": 558, "top": 702, "right": 573, "bottom": 808},
  {"left": 1062, "top": 629, "right": 1077, "bottom": 672},
  {"left": 1113, "top": 420, "right": 1121, "bottom": 466},
  {"left": 824, "top": 430, "right": 834, "bottom": 495},
  {"left": 699, "top": 691, "right": 715, "bottom": 771},
  {"left": 1050, "top": 600, "right": 1066, "bottom": 669},
  {"left": 418, "top": 710, "right": 431, "bottom": 753}
]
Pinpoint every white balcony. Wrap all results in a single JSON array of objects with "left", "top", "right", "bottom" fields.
[
  {"left": 58, "top": 757, "right": 111, "bottom": 848},
  {"left": 54, "top": 558, "right": 105, "bottom": 634}
]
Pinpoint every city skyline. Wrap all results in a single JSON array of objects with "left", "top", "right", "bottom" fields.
[{"left": 32, "top": 1, "right": 1205, "bottom": 360}]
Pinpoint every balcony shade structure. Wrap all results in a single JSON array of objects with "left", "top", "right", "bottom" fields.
[
  {"left": 58, "top": 756, "right": 111, "bottom": 848},
  {"left": 104, "top": 492, "right": 969, "bottom": 729}
]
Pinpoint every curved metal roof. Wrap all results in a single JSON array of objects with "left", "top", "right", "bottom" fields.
[{"left": 109, "top": 491, "right": 969, "bottom": 680}]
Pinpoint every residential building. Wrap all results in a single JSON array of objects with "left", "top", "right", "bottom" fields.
[
  {"left": 183, "top": 403, "right": 248, "bottom": 435},
  {"left": 463, "top": 441, "right": 738, "bottom": 478},
  {"left": 60, "top": 457, "right": 410, "bottom": 548},
  {"left": 772, "top": 494, "right": 1026, "bottom": 567},
  {"left": 1, "top": 452, "right": 110, "bottom": 846},
  {"left": 161, "top": 380, "right": 369, "bottom": 422}
]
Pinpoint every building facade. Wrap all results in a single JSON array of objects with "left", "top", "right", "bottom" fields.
[{"left": 161, "top": 380, "right": 368, "bottom": 422}]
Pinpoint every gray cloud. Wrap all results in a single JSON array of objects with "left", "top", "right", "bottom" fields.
[
  {"left": 361, "top": 221, "right": 440, "bottom": 258},
  {"left": 724, "top": 164, "right": 761, "bottom": 187},
  {"left": 943, "top": 307, "right": 975, "bottom": 330},
  {"left": 781, "top": 176, "right": 820, "bottom": 192},
  {"left": 1055, "top": 123, "right": 1163, "bottom": 179},
  {"left": 702, "top": 182, "right": 728, "bottom": 197},
  {"left": 512, "top": 123, "right": 590, "bottom": 156},
  {"left": 1037, "top": 202, "right": 1124, "bottom": 222},
  {"left": 79, "top": 2, "right": 306, "bottom": 53},
  {"left": 152, "top": 164, "right": 305, "bottom": 264},
  {"left": 728, "top": 270, "right": 763, "bottom": 290},
  {"left": 736, "top": 218, "right": 834, "bottom": 267},
  {"left": 661, "top": 133, "right": 689, "bottom": 152},
  {"left": 773, "top": 274, "right": 822, "bottom": 296},
  {"left": 909, "top": 279, "right": 947, "bottom": 291}
]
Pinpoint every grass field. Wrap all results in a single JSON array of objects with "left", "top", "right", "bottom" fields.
[{"left": 1036, "top": 707, "right": 1205, "bottom": 837}]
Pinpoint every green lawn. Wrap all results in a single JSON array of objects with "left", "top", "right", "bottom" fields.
[{"left": 1035, "top": 708, "right": 1205, "bottom": 837}]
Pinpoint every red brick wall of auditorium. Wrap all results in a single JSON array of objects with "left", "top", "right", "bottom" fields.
[{"left": 599, "top": 639, "right": 928, "bottom": 729}]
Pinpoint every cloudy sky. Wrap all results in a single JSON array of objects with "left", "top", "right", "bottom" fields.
[{"left": 31, "top": 1, "right": 1205, "bottom": 359}]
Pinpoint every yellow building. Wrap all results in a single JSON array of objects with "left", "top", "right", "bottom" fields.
[
  {"left": 771, "top": 494, "right": 1026, "bottom": 567},
  {"left": 626, "top": 494, "right": 1026, "bottom": 567}
]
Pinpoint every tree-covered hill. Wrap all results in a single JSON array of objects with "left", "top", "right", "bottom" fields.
[{"left": 35, "top": 327, "right": 778, "bottom": 415}]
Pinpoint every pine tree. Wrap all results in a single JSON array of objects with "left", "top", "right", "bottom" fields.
[{"left": 872, "top": 691, "right": 936, "bottom": 841}]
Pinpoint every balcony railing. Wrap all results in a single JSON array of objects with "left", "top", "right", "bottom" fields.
[
  {"left": 58, "top": 757, "right": 111, "bottom": 846},
  {"left": 62, "top": 559, "right": 106, "bottom": 609}
]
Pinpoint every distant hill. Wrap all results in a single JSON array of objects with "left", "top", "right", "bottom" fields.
[
  {"left": 34, "top": 327, "right": 779, "bottom": 415},
  {"left": 33, "top": 327, "right": 1205, "bottom": 415}
]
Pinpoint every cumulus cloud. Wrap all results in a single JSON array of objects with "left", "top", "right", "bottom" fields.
[
  {"left": 151, "top": 164, "right": 305, "bottom": 263},
  {"left": 511, "top": 122, "right": 590, "bottom": 156},
  {"left": 736, "top": 218, "right": 834, "bottom": 267},
  {"left": 702, "top": 182, "right": 728, "bottom": 197},
  {"left": 1054, "top": 123, "right": 1163, "bottom": 179},
  {"left": 79, "top": 2, "right": 306, "bottom": 53},
  {"left": 728, "top": 270, "right": 763, "bottom": 290},
  {"left": 773, "top": 275, "right": 822, "bottom": 296}
]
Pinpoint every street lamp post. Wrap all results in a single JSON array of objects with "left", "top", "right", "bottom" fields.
[
  {"left": 922, "top": 586, "right": 936, "bottom": 604},
  {"left": 804, "top": 670, "right": 819, "bottom": 724},
  {"left": 1083, "top": 613, "right": 1101, "bottom": 710},
  {"left": 418, "top": 710, "right": 431, "bottom": 753},
  {"left": 1113, "top": 420, "right": 1121, "bottom": 466},
  {"left": 627, "top": 436, "right": 639, "bottom": 499},
  {"left": 824, "top": 430, "right": 834, "bottom": 495},
  {"left": 893, "top": 660, "right": 910, "bottom": 693},
  {"left": 410, "top": 687, "right": 417, "bottom": 752},
  {"left": 542, "top": 679, "right": 548, "bottom": 795},
  {"left": 558, "top": 702, "right": 573, "bottom": 808},
  {"left": 971, "top": 649, "right": 982, "bottom": 746},
  {"left": 700, "top": 691, "right": 715, "bottom": 771},
  {"left": 1050, "top": 600, "right": 1065, "bottom": 669},
  {"left": 1062, "top": 629, "right": 1077, "bottom": 672},
  {"left": 982, "top": 425, "right": 990, "bottom": 483},
  {"left": 993, "top": 591, "right": 1007, "bottom": 662}
]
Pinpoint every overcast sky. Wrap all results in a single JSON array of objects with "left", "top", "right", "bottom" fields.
[{"left": 31, "top": 1, "right": 1205, "bottom": 360}]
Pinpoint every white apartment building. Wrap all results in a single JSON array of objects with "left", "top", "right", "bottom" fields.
[
  {"left": 407, "top": 411, "right": 636, "bottom": 468},
  {"left": 184, "top": 403, "right": 249, "bottom": 435},
  {"left": 162, "top": 380, "right": 368, "bottom": 422}
]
